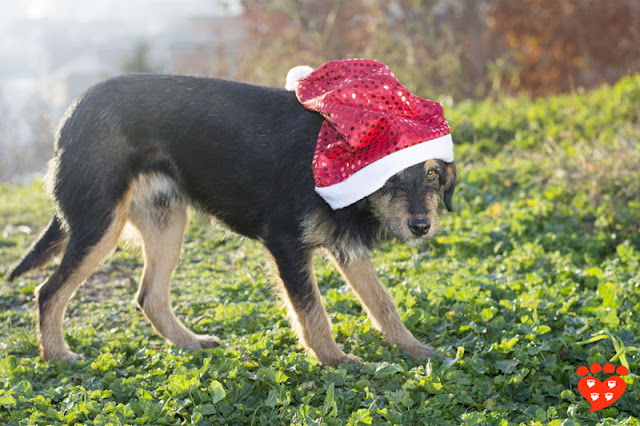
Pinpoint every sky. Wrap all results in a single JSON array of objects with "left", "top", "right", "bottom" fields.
[
  {"left": 1, "top": 0, "right": 240, "bottom": 23},
  {"left": 0, "top": 0, "right": 242, "bottom": 166},
  {"left": 0, "top": 0, "right": 240, "bottom": 81}
]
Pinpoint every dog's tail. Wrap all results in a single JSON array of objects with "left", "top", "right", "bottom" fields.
[{"left": 8, "top": 215, "right": 67, "bottom": 281}]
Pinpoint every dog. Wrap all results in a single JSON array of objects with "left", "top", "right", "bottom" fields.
[{"left": 9, "top": 73, "right": 456, "bottom": 366}]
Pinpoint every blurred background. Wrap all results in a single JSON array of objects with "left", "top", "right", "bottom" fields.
[{"left": 1, "top": 0, "right": 639, "bottom": 184}]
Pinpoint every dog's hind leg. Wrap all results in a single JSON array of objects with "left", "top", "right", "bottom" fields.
[
  {"left": 34, "top": 196, "right": 130, "bottom": 363},
  {"left": 332, "top": 255, "right": 434, "bottom": 359},
  {"left": 267, "top": 237, "right": 361, "bottom": 367},
  {"left": 128, "top": 174, "right": 219, "bottom": 350}
]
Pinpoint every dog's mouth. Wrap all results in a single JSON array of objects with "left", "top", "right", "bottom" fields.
[{"left": 404, "top": 231, "right": 437, "bottom": 246}]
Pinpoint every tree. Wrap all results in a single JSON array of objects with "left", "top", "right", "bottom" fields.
[
  {"left": 488, "top": 0, "right": 640, "bottom": 96},
  {"left": 233, "top": 0, "right": 640, "bottom": 98},
  {"left": 236, "top": 0, "right": 487, "bottom": 99}
]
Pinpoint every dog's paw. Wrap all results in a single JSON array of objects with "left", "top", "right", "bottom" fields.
[
  {"left": 185, "top": 335, "right": 220, "bottom": 350},
  {"left": 62, "top": 351, "right": 84, "bottom": 364},
  {"left": 44, "top": 350, "right": 83, "bottom": 364},
  {"left": 339, "top": 353, "right": 363, "bottom": 365},
  {"left": 320, "top": 352, "right": 363, "bottom": 367},
  {"left": 401, "top": 341, "right": 435, "bottom": 360}
]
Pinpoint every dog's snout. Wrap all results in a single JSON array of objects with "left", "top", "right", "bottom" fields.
[{"left": 407, "top": 218, "right": 431, "bottom": 236}]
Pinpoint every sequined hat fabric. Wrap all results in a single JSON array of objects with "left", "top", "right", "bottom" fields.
[{"left": 292, "top": 59, "right": 454, "bottom": 209}]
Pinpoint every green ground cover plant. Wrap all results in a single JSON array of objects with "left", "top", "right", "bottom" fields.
[{"left": 1, "top": 75, "right": 639, "bottom": 424}]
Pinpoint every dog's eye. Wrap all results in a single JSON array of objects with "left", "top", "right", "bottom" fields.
[{"left": 427, "top": 169, "right": 437, "bottom": 180}]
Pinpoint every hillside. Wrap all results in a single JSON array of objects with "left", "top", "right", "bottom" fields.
[{"left": 1, "top": 75, "right": 639, "bottom": 424}]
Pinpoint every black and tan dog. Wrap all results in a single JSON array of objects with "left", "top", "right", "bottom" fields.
[{"left": 9, "top": 74, "right": 456, "bottom": 366}]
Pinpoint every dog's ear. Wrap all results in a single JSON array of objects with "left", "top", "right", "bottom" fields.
[{"left": 442, "top": 162, "right": 457, "bottom": 212}]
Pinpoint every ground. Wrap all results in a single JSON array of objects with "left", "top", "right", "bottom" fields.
[{"left": 1, "top": 75, "right": 640, "bottom": 424}]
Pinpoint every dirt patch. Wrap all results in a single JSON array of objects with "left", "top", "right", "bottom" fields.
[{"left": 79, "top": 262, "right": 140, "bottom": 303}]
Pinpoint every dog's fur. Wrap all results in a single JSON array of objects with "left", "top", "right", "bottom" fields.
[{"left": 9, "top": 74, "right": 456, "bottom": 366}]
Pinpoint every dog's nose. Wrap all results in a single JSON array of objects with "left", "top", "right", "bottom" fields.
[{"left": 407, "top": 218, "right": 431, "bottom": 236}]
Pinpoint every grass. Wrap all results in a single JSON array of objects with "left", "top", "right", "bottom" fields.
[{"left": 1, "top": 75, "right": 640, "bottom": 425}]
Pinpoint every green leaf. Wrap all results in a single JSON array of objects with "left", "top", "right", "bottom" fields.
[
  {"left": 199, "top": 357, "right": 212, "bottom": 378},
  {"left": 498, "top": 337, "right": 519, "bottom": 352},
  {"left": 577, "top": 333, "right": 610, "bottom": 345},
  {"left": 13, "top": 381, "right": 32, "bottom": 399},
  {"left": 265, "top": 389, "right": 278, "bottom": 408},
  {"left": 0, "top": 392, "right": 17, "bottom": 408},
  {"left": 196, "top": 403, "right": 216, "bottom": 415},
  {"left": 597, "top": 281, "right": 618, "bottom": 308},
  {"left": 349, "top": 408, "right": 373, "bottom": 425},
  {"left": 495, "top": 359, "right": 519, "bottom": 374},
  {"left": 323, "top": 383, "right": 338, "bottom": 418},
  {"left": 166, "top": 374, "right": 200, "bottom": 397},
  {"left": 443, "top": 357, "right": 460, "bottom": 369},
  {"left": 404, "top": 291, "right": 416, "bottom": 308},
  {"left": 536, "top": 325, "right": 551, "bottom": 335},
  {"left": 209, "top": 380, "right": 226, "bottom": 404},
  {"left": 480, "top": 307, "right": 498, "bottom": 322},
  {"left": 374, "top": 363, "right": 405, "bottom": 379},
  {"left": 191, "top": 411, "right": 203, "bottom": 424}
]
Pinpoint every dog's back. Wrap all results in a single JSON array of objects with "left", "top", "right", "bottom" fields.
[{"left": 50, "top": 74, "right": 324, "bottom": 237}]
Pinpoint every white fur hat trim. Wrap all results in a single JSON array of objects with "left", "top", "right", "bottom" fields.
[{"left": 285, "top": 65, "right": 314, "bottom": 91}]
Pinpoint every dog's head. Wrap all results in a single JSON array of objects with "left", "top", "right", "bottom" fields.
[{"left": 367, "top": 159, "right": 456, "bottom": 244}]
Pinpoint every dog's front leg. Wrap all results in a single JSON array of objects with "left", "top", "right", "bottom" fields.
[
  {"left": 332, "top": 255, "right": 434, "bottom": 359},
  {"left": 267, "top": 238, "right": 361, "bottom": 367}
]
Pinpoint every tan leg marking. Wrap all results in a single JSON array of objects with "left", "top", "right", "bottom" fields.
[
  {"left": 332, "top": 255, "right": 434, "bottom": 359},
  {"left": 128, "top": 175, "right": 218, "bottom": 349},
  {"left": 274, "top": 255, "right": 361, "bottom": 367},
  {"left": 35, "top": 196, "right": 130, "bottom": 363}
]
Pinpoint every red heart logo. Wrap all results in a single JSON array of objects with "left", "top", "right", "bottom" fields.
[{"left": 577, "top": 375, "right": 627, "bottom": 412}]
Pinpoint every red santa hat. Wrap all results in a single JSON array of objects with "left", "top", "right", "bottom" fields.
[{"left": 288, "top": 59, "right": 454, "bottom": 209}]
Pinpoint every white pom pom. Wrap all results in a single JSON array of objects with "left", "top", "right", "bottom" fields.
[{"left": 285, "top": 65, "right": 314, "bottom": 91}]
